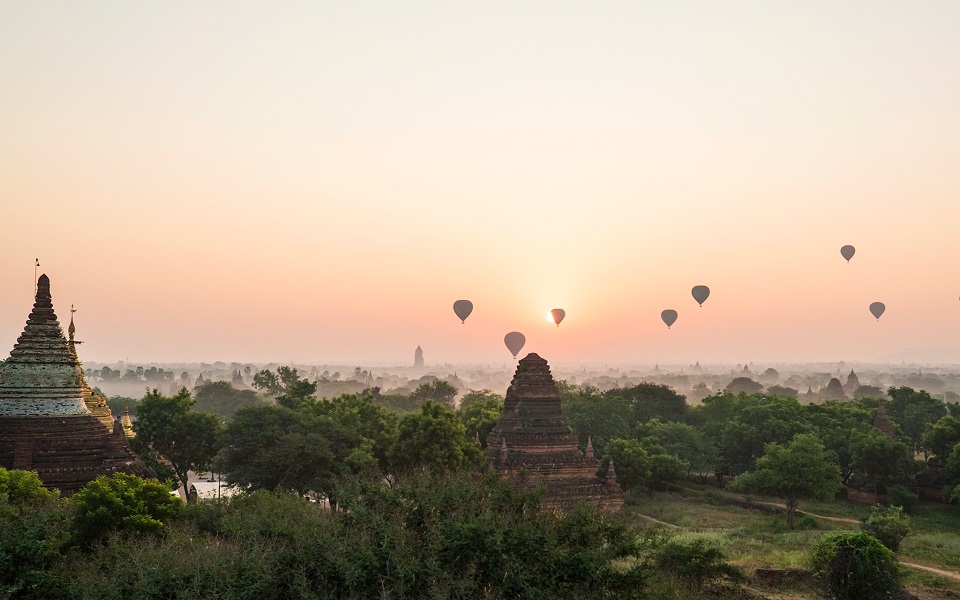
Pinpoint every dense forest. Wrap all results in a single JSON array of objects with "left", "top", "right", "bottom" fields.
[{"left": 4, "top": 367, "right": 960, "bottom": 598}]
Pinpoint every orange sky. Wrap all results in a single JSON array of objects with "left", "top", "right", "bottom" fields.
[{"left": 2, "top": 2, "right": 959, "bottom": 365}]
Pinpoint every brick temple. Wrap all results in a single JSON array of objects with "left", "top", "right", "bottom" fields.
[
  {"left": 0, "top": 274, "right": 152, "bottom": 494},
  {"left": 485, "top": 353, "right": 623, "bottom": 512}
]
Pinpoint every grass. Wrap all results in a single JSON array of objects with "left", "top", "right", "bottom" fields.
[{"left": 620, "top": 485, "right": 960, "bottom": 596}]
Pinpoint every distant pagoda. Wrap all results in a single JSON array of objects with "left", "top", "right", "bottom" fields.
[
  {"left": 0, "top": 274, "right": 152, "bottom": 494},
  {"left": 414, "top": 345, "right": 424, "bottom": 368},
  {"left": 485, "top": 353, "right": 623, "bottom": 512}
]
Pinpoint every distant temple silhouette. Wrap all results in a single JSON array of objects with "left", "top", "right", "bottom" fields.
[{"left": 414, "top": 345, "right": 424, "bottom": 367}]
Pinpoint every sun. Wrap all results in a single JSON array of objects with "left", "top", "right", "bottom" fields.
[{"left": 545, "top": 312, "right": 555, "bottom": 323}]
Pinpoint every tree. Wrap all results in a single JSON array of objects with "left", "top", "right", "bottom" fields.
[
  {"left": 388, "top": 401, "right": 481, "bottom": 473},
  {"left": 458, "top": 396, "right": 503, "bottom": 448},
  {"left": 725, "top": 377, "right": 762, "bottom": 395},
  {"left": 459, "top": 389, "right": 503, "bottom": 410},
  {"left": 609, "top": 382, "right": 688, "bottom": 425},
  {"left": 849, "top": 429, "right": 911, "bottom": 494},
  {"left": 601, "top": 438, "right": 651, "bottom": 492},
  {"left": 71, "top": 474, "right": 182, "bottom": 546},
  {"left": 921, "top": 415, "right": 960, "bottom": 461},
  {"left": 805, "top": 400, "right": 874, "bottom": 483},
  {"left": 853, "top": 385, "right": 884, "bottom": 399},
  {"left": 133, "top": 389, "right": 223, "bottom": 497},
  {"left": 219, "top": 403, "right": 355, "bottom": 498},
  {"left": 409, "top": 380, "right": 458, "bottom": 410},
  {"left": 0, "top": 468, "right": 54, "bottom": 506},
  {"left": 252, "top": 366, "right": 313, "bottom": 399},
  {"left": 728, "top": 434, "right": 842, "bottom": 529},
  {"left": 766, "top": 384, "right": 798, "bottom": 398},
  {"left": 562, "top": 387, "right": 632, "bottom": 457},
  {"left": 638, "top": 420, "right": 718, "bottom": 481},
  {"left": 193, "top": 380, "right": 262, "bottom": 420},
  {"left": 886, "top": 386, "right": 947, "bottom": 454}
]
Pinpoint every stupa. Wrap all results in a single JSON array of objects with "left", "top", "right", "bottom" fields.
[
  {"left": 0, "top": 275, "right": 152, "bottom": 494},
  {"left": 66, "top": 305, "right": 115, "bottom": 430},
  {"left": 484, "top": 353, "right": 623, "bottom": 512}
]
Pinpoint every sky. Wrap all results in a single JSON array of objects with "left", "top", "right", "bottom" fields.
[{"left": 1, "top": 1, "right": 959, "bottom": 366}]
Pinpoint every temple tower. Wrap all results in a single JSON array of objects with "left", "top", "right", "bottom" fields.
[
  {"left": 414, "top": 345, "right": 424, "bottom": 367},
  {"left": 0, "top": 275, "right": 152, "bottom": 494},
  {"left": 485, "top": 353, "right": 623, "bottom": 512}
]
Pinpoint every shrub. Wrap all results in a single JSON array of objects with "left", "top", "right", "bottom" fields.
[
  {"left": 811, "top": 532, "right": 900, "bottom": 600},
  {"left": 71, "top": 474, "right": 182, "bottom": 546},
  {"left": 860, "top": 505, "right": 911, "bottom": 552},
  {"left": 650, "top": 536, "right": 742, "bottom": 590},
  {"left": 888, "top": 484, "right": 918, "bottom": 513},
  {"left": 0, "top": 467, "right": 54, "bottom": 505}
]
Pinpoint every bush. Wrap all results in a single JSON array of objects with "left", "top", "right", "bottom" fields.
[
  {"left": 811, "top": 532, "right": 900, "bottom": 600},
  {"left": 650, "top": 536, "right": 742, "bottom": 590},
  {"left": 888, "top": 484, "right": 918, "bottom": 513},
  {"left": 71, "top": 474, "right": 182, "bottom": 546},
  {"left": 861, "top": 505, "right": 911, "bottom": 552}
]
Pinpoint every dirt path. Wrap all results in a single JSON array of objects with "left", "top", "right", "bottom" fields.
[
  {"left": 752, "top": 502, "right": 859, "bottom": 524},
  {"left": 670, "top": 485, "right": 960, "bottom": 583},
  {"left": 901, "top": 562, "right": 960, "bottom": 583},
  {"left": 632, "top": 513, "right": 680, "bottom": 528}
]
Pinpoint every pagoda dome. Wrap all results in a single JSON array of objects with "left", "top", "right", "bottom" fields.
[{"left": 0, "top": 274, "right": 90, "bottom": 417}]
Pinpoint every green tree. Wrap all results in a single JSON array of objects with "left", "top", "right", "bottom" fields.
[
  {"left": 601, "top": 438, "right": 651, "bottom": 492},
  {"left": 562, "top": 387, "right": 632, "bottom": 457},
  {"left": 610, "top": 382, "right": 688, "bottom": 425},
  {"left": 458, "top": 396, "right": 503, "bottom": 448},
  {"left": 804, "top": 400, "right": 874, "bottom": 483},
  {"left": 637, "top": 420, "right": 718, "bottom": 481},
  {"left": 193, "top": 380, "right": 262, "bottom": 420},
  {"left": 0, "top": 472, "right": 67, "bottom": 596},
  {"left": 220, "top": 403, "right": 346, "bottom": 497},
  {"left": 921, "top": 415, "right": 960, "bottom": 461},
  {"left": 409, "top": 380, "right": 458, "bottom": 410},
  {"left": 388, "top": 401, "right": 481, "bottom": 473},
  {"left": 133, "top": 388, "right": 223, "bottom": 497},
  {"left": 849, "top": 429, "right": 911, "bottom": 494},
  {"left": 729, "top": 434, "right": 842, "bottom": 529},
  {"left": 71, "top": 473, "right": 182, "bottom": 546},
  {"left": 0, "top": 467, "right": 54, "bottom": 504},
  {"left": 886, "top": 386, "right": 947, "bottom": 454},
  {"left": 458, "top": 389, "right": 503, "bottom": 410}
]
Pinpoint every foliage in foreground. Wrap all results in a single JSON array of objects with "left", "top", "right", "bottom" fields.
[
  {"left": 811, "top": 532, "right": 900, "bottom": 600},
  {"left": 6, "top": 470, "right": 651, "bottom": 599},
  {"left": 861, "top": 505, "right": 911, "bottom": 552}
]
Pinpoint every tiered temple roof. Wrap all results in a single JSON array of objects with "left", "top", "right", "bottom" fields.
[
  {"left": 67, "top": 308, "right": 114, "bottom": 430},
  {"left": 484, "top": 353, "right": 623, "bottom": 512},
  {"left": 0, "top": 275, "right": 152, "bottom": 494}
]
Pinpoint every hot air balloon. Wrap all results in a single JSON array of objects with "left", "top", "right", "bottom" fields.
[
  {"left": 691, "top": 285, "right": 710, "bottom": 307},
  {"left": 869, "top": 302, "right": 885, "bottom": 320},
  {"left": 550, "top": 308, "right": 565, "bottom": 327},
  {"left": 840, "top": 245, "right": 856, "bottom": 262},
  {"left": 661, "top": 309, "right": 678, "bottom": 329},
  {"left": 453, "top": 300, "right": 473, "bottom": 324},
  {"left": 504, "top": 332, "right": 526, "bottom": 358}
]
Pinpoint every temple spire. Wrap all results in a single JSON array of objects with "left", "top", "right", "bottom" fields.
[{"left": 68, "top": 304, "right": 76, "bottom": 342}]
